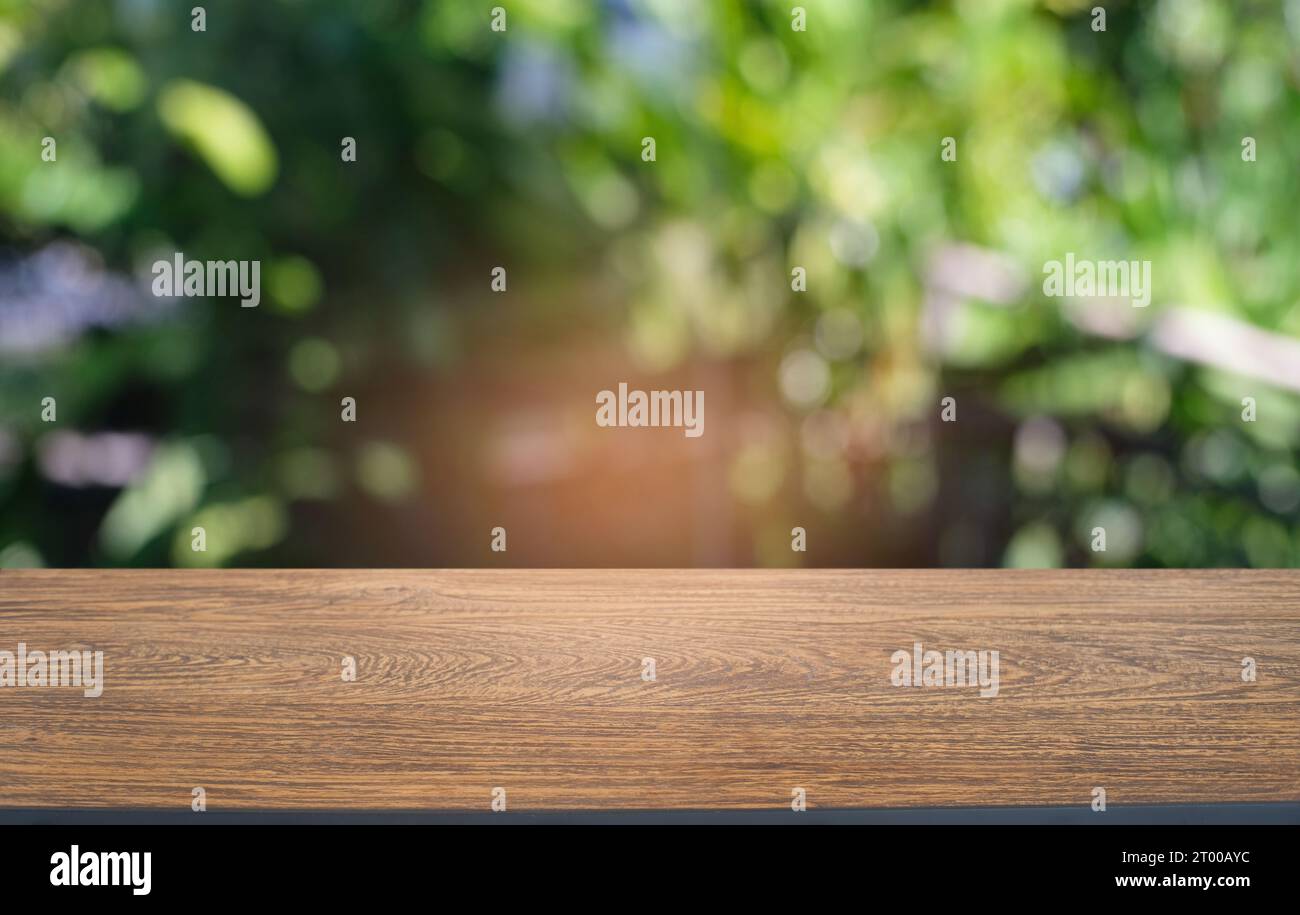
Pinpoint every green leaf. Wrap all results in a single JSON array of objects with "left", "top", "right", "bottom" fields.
[{"left": 157, "top": 79, "right": 278, "bottom": 196}]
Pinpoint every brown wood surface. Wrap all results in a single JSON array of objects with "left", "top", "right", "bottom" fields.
[{"left": 0, "top": 569, "right": 1297, "bottom": 811}]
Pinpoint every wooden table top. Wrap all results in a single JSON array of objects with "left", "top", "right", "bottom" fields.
[{"left": 1, "top": 569, "right": 1297, "bottom": 812}]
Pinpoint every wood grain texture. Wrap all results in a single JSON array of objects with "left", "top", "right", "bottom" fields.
[{"left": 1, "top": 569, "right": 1297, "bottom": 812}]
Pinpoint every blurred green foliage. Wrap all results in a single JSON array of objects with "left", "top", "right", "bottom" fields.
[{"left": 1, "top": 0, "right": 1298, "bottom": 568}]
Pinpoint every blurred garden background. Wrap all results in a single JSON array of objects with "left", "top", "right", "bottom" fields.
[{"left": 1, "top": 0, "right": 1299, "bottom": 568}]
